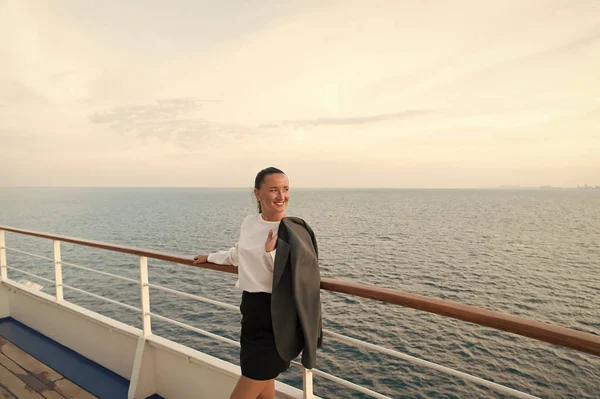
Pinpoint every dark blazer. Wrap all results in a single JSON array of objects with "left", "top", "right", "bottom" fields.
[{"left": 271, "top": 217, "right": 323, "bottom": 369}]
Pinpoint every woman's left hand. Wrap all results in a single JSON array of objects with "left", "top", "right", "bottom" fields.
[
  {"left": 265, "top": 230, "right": 278, "bottom": 252},
  {"left": 193, "top": 255, "right": 208, "bottom": 265}
]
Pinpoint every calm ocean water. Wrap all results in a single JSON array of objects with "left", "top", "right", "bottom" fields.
[{"left": 0, "top": 187, "right": 599, "bottom": 398}]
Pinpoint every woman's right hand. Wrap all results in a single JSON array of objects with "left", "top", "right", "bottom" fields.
[
  {"left": 265, "top": 230, "right": 278, "bottom": 252},
  {"left": 193, "top": 255, "right": 209, "bottom": 265}
]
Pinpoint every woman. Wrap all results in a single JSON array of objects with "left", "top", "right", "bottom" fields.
[{"left": 193, "top": 167, "right": 290, "bottom": 399}]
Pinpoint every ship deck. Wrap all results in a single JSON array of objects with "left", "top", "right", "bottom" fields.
[
  {"left": 0, "top": 334, "right": 97, "bottom": 399},
  {"left": 0, "top": 318, "right": 154, "bottom": 399},
  {"left": 1, "top": 225, "right": 599, "bottom": 398}
]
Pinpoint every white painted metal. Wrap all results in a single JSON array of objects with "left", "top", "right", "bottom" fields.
[
  {"left": 17, "top": 280, "right": 43, "bottom": 291},
  {"left": 290, "top": 361, "right": 303, "bottom": 369},
  {"left": 149, "top": 280, "right": 534, "bottom": 399},
  {"left": 0, "top": 289, "right": 8, "bottom": 318},
  {"left": 151, "top": 280, "right": 532, "bottom": 398},
  {"left": 4, "top": 280, "right": 141, "bottom": 380},
  {"left": 0, "top": 244, "right": 544, "bottom": 398},
  {"left": 288, "top": 361, "right": 392, "bottom": 399},
  {"left": 6, "top": 264, "right": 540, "bottom": 399},
  {"left": 302, "top": 368, "right": 314, "bottom": 399},
  {"left": 129, "top": 256, "right": 152, "bottom": 398},
  {"left": 148, "top": 283, "right": 239, "bottom": 311},
  {"left": 6, "top": 265, "right": 54, "bottom": 284},
  {"left": 0, "top": 230, "right": 7, "bottom": 282},
  {"left": 289, "top": 361, "right": 391, "bottom": 399},
  {"left": 4, "top": 246, "right": 53, "bottom": 262},
  {"left": 6, "top": 280, "right": 140, "bottom": 341},
  {"left": 128, "top": 335, "right": 147, "bottom": 399},
  {"left": 1, "top": 237, "right": 544, "bottom": 399},
  {"left": 139, "top": 256, "right": 151, "bottom": 336},
  {"left": 146, "top": 334, "right": 305, "bottom": 399},
  {"left": 2, "top": 281, "right": 302, "bottom": 399},
  {"left": 324, "top": 330, "right": 541, "bottom": 399},
  {"left": 0, "top": 280, "right": 288, "bottom": 399},
  {"left": 62, "top": 259, "right": 139, "bottom": 284},
  {"left": 62, "top": 283, "right": 142, "bottom": 313},
  {"left": 53, "top": 240, "right": 63, "bottom": 303},
  {"left": 150, "top": 312, "right": 240, "bottom": 347},
  {"left": 5, "top": 267, "right": 141, "bottom": 313},
  {"left": 311, "top": 368, "right": 392, "bottom": 399}
]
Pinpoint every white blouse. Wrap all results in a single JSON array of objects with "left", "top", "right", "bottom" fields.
[{"left": 208, "top": 214, "right": 279, "bottom": 293}]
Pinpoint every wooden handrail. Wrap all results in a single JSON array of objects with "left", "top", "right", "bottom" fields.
[
  {"left": 1, "top": 225, "right": 599, "bottom": 357},
  {"left": 0, "top": 225, "right": 238, "bottom": 275},
  {"left": 319, "top": 278, "right": 600, "bottom": 356}
]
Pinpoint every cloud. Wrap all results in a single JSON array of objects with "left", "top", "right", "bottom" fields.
[
  {"left": 515, "top": 26, "right": 600, "bottom": 64},
  {"left": 89, "top": 98, "right": 249, "bottom": 145},
  {"left": 547, "top": 27, "right": 600, "bottom": 56},
  {"left": 89, "top": 98, "right": 204, "bottom": 124},
  {"left": 260, "top": 109, "right": 430, "bottom": 128},
  {"left": 2, "top": 1, "right": 600, "bottom": 187},
  {"left": 0, "top": 81, "right": 48, "bottom": 105}
]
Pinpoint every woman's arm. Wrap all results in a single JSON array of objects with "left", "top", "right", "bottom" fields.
[
  {"left": 208, "top": 245, "right": 239, "bottom": 266},
  {"left": 194, "top": 244, "right": 238, "bottom": 266}
]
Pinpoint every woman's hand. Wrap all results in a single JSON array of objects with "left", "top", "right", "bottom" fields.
[
  {"left": 265, "top": 230, "right": 278, "bottom": 252},
  {"left": 193, "top": 255, "right": 209, "bottom": 265}
]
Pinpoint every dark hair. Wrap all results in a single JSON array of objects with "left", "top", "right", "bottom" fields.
[{"left": 254, "top": 167, "right": 285, "bottom": 213}]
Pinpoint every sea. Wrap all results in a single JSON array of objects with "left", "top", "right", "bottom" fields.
[{"left": 0, "top": 187, "right": 598, "bottom": 398}]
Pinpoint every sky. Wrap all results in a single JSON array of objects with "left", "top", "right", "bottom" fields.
[{"left": 1, "top": 0, "right": 599, "bottom": 188}]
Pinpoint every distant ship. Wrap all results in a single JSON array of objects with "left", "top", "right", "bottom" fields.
[{"left": 577, "top": 185, "right": 600, "bottom": 189}]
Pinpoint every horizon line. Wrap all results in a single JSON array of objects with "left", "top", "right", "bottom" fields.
[{"left": 0, "top": 185, "right": 597, "bottom": 190}]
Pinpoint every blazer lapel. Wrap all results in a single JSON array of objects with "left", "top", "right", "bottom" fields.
[{"left": 272, "top": 238, "right": 290, "bottom": 289}]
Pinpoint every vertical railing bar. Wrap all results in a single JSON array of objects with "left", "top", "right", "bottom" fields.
[
  {"left": 130, "top": 256, "right": 151, "bottom": 398},
  {"left": 303, "top": 367, "right": 314, "bottom": 399},
  {"left": 0, "top": 230, "right": 6, "bottom": 282},
  {"left": 53, "top": 240, "right": 63, "bottom": 302},
  {"left": 139, "top": 256, "right": 151, "bottom": 336}
]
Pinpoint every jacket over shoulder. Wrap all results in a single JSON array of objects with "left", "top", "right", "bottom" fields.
[{"left": 271, "top": 217, "right": 323, "bottom": 369}]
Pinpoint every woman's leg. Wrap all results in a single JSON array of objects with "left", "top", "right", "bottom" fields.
[
  {"left": 257, "top": 379, "right": 275, "bottom": 399},
  {"left": 229, "top": 376, "right": 271, "bottom": 399}
]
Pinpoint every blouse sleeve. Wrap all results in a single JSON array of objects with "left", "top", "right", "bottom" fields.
[
  {"left": 207, "top": 245, "right": 239, "bottom": 266},
  {"left": 264, "top": 249, "right": 276, "bottom": 267}
]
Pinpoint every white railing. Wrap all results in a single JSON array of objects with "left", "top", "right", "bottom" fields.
[
  {"left": 0, "top": 230, "right": 7, "bottom": 282},
  {"left": 0, "top": 230, "right": 553, "bottom": 399}
]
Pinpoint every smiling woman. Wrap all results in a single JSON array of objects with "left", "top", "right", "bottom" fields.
[
  {"left": 193, "top": 167, "right": 293, "bottom": 399},
  {"left": 253, "top": 167, "right": 289, "bottom": 216}
]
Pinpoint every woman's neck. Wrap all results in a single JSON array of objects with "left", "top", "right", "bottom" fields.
[{"left": 261, "top": 212, "right": 285, "bottom": 222}]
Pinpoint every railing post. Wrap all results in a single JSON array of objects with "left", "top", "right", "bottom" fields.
[
  {"left": 139, "top": 256, "right": 151, "bottom": 336},
  {"left": 130, "top": 256, "right": 152, "bottom": 399},
  {"left": 303, "top": 368, "right": 314, "bottom": 399},
  {"left": 0, "top": 230, "right": 7, "bottom": 282},
  {"left": 53, "top": 240, "right": 63, "bottom": 302}
]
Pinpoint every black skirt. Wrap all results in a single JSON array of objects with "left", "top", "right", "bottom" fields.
[{"left": 240, "top": 291, "right": 290, "bottom": 380}]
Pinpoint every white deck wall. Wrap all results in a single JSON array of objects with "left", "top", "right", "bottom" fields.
[{"left": 0, "top": 281, "right": 305, "bottom": 399}]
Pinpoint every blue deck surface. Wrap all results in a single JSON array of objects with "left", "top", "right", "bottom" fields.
[{"left": 0, "top": 317, "right": 164, "bottom": 399}]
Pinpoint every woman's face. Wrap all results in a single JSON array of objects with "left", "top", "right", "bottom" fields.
[{"left": 255, "top": 173, "right": 290, "bottom": 214}]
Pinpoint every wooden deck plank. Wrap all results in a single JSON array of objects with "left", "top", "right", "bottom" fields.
[
  {"left": 53, "top": 379, "right": 98, "bottom": 399},
  {"left": 0, "top": 363, "right": 46, "bottom": 399},
  {"left": 0, "top": 385, "right": 17, "bottom": 399},
  {"left": 0, "top": 353, "right": 65, "bottom": 399},
  {"left": 41, "top": 387, "right": 69, "bottom": 399},
  {"left": 0, "top": 337, "right": 63, "bottom": 383},
  {"left": 0, "top": 337, "right": 97, "bottom": 399}
]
